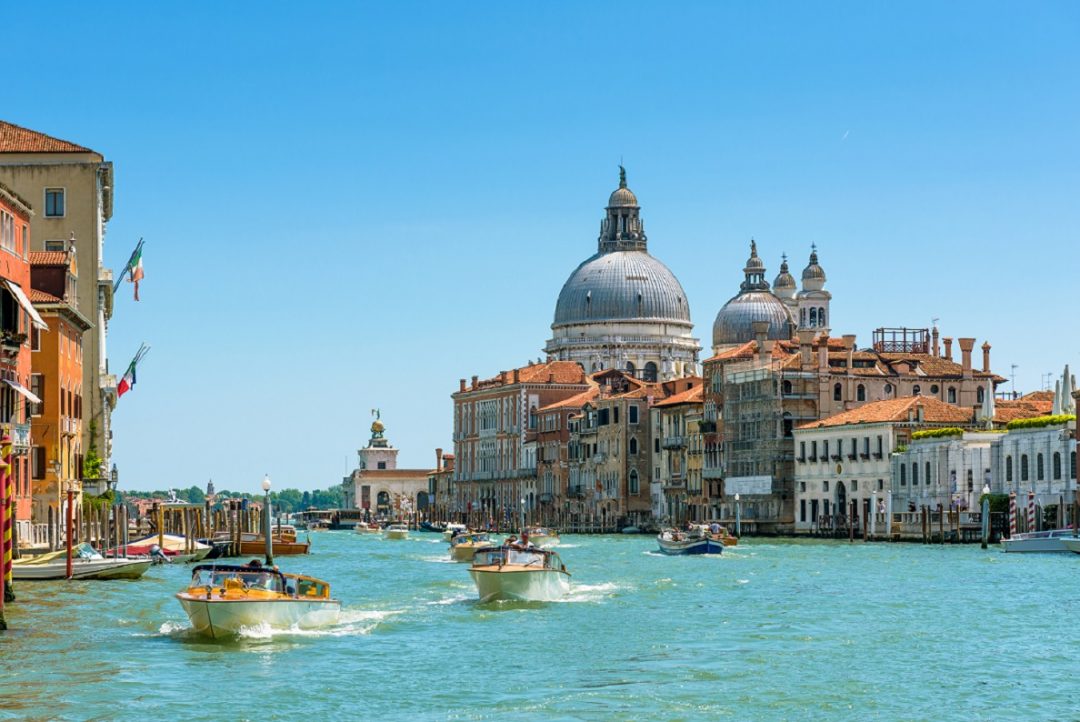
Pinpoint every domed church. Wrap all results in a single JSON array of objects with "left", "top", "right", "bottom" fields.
[{"left": 545, "top": 168, "right": 701, "bottom": 381}]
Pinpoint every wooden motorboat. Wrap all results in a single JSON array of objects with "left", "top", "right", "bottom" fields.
[
  {"left": 211, "top": 525, "right": 311, "bottom": 556},
  {"left": 441, "top": 522, "right": 467, "bottom": 540},
  {"left": 353, "top": 522, "right": 381, "bottom": 535},
  {"left": 524, "top": 527, "right": 560, "bottom": 548},
  {"left": 448, "top": 532, "right": 492, "bottom": 562},
  {"left": 468, "top": 544, "right": 571, "bottom": 602},
  {"left": 124, "top": 533, "right": 213, "bottom": 562},
  {"left": 656, "top": 527, "right": 724, "bottom": 555},
  {"left": 13, "top": 543, "right": 152, "bottom": 580},
  {"left": 384, "top": 523, "right": 409, "bottom": 540},
  {"left": 176, "top": 563, "right": 340, "bottom": 639},
  {"left": 694, "top": 524, "right": 738, "bottom": 547}
]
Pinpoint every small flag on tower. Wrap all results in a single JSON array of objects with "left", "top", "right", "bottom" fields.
[
  {"left": 117, "top": 344, "right": 150, "bottom": 399},
  {"left": 114, "top": 238, "right": 145, "bottom": 301}
]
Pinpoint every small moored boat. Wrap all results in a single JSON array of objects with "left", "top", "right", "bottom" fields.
[
  {"left": 468, "top": 544, "right": 571, "bottom": 602},
  {"left": 1002, "top": 528, "right": 1077, "bottom": 553},
  {"left": 448, "top": 532, "right": 492, "bottom": 562},
  {"left": 210, "top": 525, "right": 311, "bottom": 556},
  {"left": 524, "top": 527, "right": 560, "bottom": 548},
  {"left": 13, "top": 543, "right": 153, "bottom": 580},
  {"left": 657, "top": 526, "right": 725, "bottom": 555},
  {"left": 124, "top": 533, "right": 213, "bottom": 563},
  {"left": 176, "top": 563, "right": 341, "bottom": 639},
  {"left": 384, "top": 523, "right": 409, "bottom": 540}
]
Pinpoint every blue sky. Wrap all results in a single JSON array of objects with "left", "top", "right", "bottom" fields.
[{"left": 6, "top": 2, "right": 1078, "bottom": 492}]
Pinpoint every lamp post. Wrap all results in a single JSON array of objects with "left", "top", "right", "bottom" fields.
[
  {"left": 262, "top": 475, "right": 273, "bottom": 566},
  {"left": 870, "top": 490, "right": 878, "bottom": 538},
  {"left": 981, "top": 483, "right": 991, "bottom": 549},
  {"left": 734, "top": 493, "right": 742, "bottom": 538}
]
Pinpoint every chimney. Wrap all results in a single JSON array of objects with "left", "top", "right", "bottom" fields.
[
  {"left": 513, "top": 368, "right": 520, "bottom": 384},
  {"left": 981, "top": 342, "right": 991, "bottom": 373},
  {"left": 797, "top": 329, "right": 814, "bottom": 366},
  {"left": 548, "top": 371, "right": 555, "bottom": 383},
  {"left": 958, "top": 337, "right": 975, "bottom": 378},
  {"left": 943, "top": 337, "right": 953, "bottom": 361},
  {"left": 915, "top": 402, "right": 924, "bottom": 423},
  {"left": 500, "top": 371, "right": 508, "bottom": 384},
  {"left": 931, "top": 327, "right": 940, "bottom": 357},
  {"left": 818, "top": 335, "right": 829, "bottom": 371},
  {"left": 752, "top": 321, "right": 769, "bottom": 363},
  {"left": 471, "top": 375, "right": 478, "bottom": 390},
  {"left": 459, "top": 378, "right": 466, "bottom": 393},
  {"left": 435, "top": 448, "right": 443, "bottom": 471},
  {"left": 842, "top": 334, "right": 856, "bottom": 373}
]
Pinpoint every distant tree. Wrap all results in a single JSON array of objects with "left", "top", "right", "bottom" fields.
[{"left": 184, "top": 485, "right": 206, "bottom": 504}]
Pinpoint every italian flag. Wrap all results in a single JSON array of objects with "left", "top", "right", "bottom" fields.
[
  {"left": 117, "top": 344, "right": 150, "bottom": 399},
  {"left": 128, "top": 243, "right": 144, "bottom": 301}
]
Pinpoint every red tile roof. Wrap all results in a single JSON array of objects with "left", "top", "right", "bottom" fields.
[
  {"left": 799, "top": 396, "right": 974, "bottom": 429},
  {"left": 29, "top": 289, "right": 61, "bottom": 303},
  {"left": 29, "top": 251, "right": 67, "bottom": 265},
  {"left": 538, "top": 387, "right": 600, "bottom": 412},
  {"left": 994, "top": 397, "right": 1054, "bottom": 423},
  {"left": 469, "top": 361, "right": 588, "bottom": 391},
  {"left": 0, "top": 120, "right": 91, "bottom": 153},
  {"left": 652, "top": 383, "right": 703, "bottom": 407}
]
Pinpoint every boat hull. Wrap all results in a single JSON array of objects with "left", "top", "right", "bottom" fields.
[
  {"left": 1002, "top": 529, "right": 1077, "bottom": 553},
  {"left": 657, "top": 536, "right": 725, "bottom": 555},
  {"left": 13, "top": 557, "right": 152, "bottom": 580},
  {"left": 1057, "top": 538, "right": 1080, "bottom": 555},
  {"left": 236, "top": 540, "right": 311, "bottom": 556},
  {"left": 450, "top": 544, "right": 484, "bottom": 562},
  {"left": 528, "top": 534, "right": 559, "bottom": 548},
  {"left": 384, "top": 529, "right": 409, "bottom": 540},
  {"left": 468, "top": 567, "right": 570, "bottom": 602},
  {"left": 177, "top": 595, "right": 341, "bottom": 639}
]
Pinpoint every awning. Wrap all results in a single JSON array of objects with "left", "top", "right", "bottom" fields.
[
  {"left": 4, "top": 280, "right": 49, "bottom": 331},
  {"left": 4, "top": 379, "right": 41, "bottom": 405}
]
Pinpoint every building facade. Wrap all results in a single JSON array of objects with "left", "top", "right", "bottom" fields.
[
  {"left": 651, "top": 381, "right": 704, "bottom": 525},
  {"left": 0, "top": 121, "right": 116, "bottom": 478},
  {"left": 342, "top": 416, "right": 431, "bottom": 520},
  {"left": 545, "top": 168, "right": 700, "bottom": 380}
]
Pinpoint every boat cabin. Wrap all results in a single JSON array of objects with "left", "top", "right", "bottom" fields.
[{"left": 472, "top": 546, "right": 565, "bottom": 571}]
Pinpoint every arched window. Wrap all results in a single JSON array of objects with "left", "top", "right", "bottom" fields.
[
  {"left": 801, "top": 308, "right": 807, "bottom": 325},
  {"left": 884, "top": 383, "right": 893, "bottom": 396},
  {"left": 782, "top": 412, "right": 793, "bottom": 438},
  {"left": 947, "top": 387, "right": 957, "bottom": 404},
  {"left": 629, "top": 469, "right": 639, "bottom": 495},
  {"left": 644, "top": 362, "right": 658, "bottom": 382},
  {"left": 625, "top": 361, "right": 635, "bottom": 375},
  {"left": 833, "top": 383, "right": 842, "bottom": 401},
  {"left": 1006, "top": 456, "right": 1013, "bottom": 482},
  {"left": 783, "top": 379, "right": 793, "bottom": 395},
  {"left": 900, "top": 464, "right": 907, "bottom": 485},
  {"left": 629, "top": 437, "right": 638, "bottom": 455},
  {"left": 912, "top": 385, "right": 921, "bottom": 396},
  {"left": 1037, "top": 453, "right": 1044, "bottom": 481},
  {"left": 856, "top": 384, "right": 866, "bottom": 401},
  {"left": 1021, "top": 454, "right": 1029, "bottom": 482},
  {"left": 809, "top": 307, "right": 818, "bottom": 326},
  {"left": 925, "top": 461, "right": 932, "bottom": 486},
  {"left": 1054, "top": 452, "right": 1062, "bottom": 480},
  {"left": 818, "top": 307, "right": 826, "bottom": 326},
  {"left": 912, "top": 463, "right": 919, "bottom": 485}
]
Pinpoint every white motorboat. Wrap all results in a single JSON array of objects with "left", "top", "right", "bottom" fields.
[
  {"left": 442, "top": 523, "right": 467, "bottom": 541},
  {"left": 12, "top": 543, "right": 152, "bottom": 580},
  {"left": 124, "top": 533, "right": 213, "bottom": 562},
  {"left": 384, "top": 523, "right": 409, "bottom": 540},
  {"left": 176, "top": 564, "right": 341, "bottom": 639},
  {"left": 656, "top": 527, "right": 725, "bottom": 555},
  {"left": 1061, "top": 538, "right": 1080, "bottom": 555},
  {"left": 524, "top": 527, "right": 560, "bottom": 548},
  {"left": 468, "top": 544, "right": 571, "bottom": 602},
  {"left": 1001, "top": 528, "right": 1079, "bottom": 553},
  {"left": 354, "top": 522, "right": 381, "bottom": 535}
]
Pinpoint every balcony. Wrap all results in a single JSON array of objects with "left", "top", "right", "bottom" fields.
[
  {"left": 62, "top": 416, "right": 77, "bottom": 437},
  {"left": 703, "top": 466, "right": 724, "bottom": 480},
  {"left": 662, "top": 435, "right": 686, "bottom": 450},
  {"left": 2, "top": 422, "right": 31, "bottom": 450},
  {"left": 539, "top": 492, "right": 554, "bottom": 504},
  {"left": 847, "top": 454, "right": 857, "bottom": 461},
  {"left": 568, "top": 486, "right": 586, "bottom": 498}
]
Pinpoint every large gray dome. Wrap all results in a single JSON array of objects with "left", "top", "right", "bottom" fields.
[
  {"left": 712, "top": 291, "right": 794, "bottom": 347},
  {"left": 553, "top": 251, "right": 691, "bottom": 326}
]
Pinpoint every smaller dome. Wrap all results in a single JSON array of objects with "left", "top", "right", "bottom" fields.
[
  {"left": 773, "top": 254, "right": 797, "bottom": 300},
  {"left": 608, "top": 186, "right": 638, "bottom": 207},
  {"left": 371, "top": 419, "right": 385, "bottom": 434},
  {"left": 801, "top": 245, "right": 826, "bottom": 291},
  {"left": 712, "top": 291, "right": 794, "bottom": 347},
  {"left": 744, "top": 240, "right": 765, "bottom": 272}
]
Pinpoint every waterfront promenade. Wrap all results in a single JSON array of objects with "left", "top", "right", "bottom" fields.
[{"left": 1, "top": 531, "right": 1076, "bottom": 720}]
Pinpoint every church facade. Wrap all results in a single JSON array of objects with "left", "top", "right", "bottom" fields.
[{"left": 342, "top": 415, "right": 432, "bottom": 520}]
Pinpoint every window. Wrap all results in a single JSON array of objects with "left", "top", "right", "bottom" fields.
[
  {"left": 1037, "top": 454, "right": 1044, "bottom": 481},
  {"left": 629, "top": 405, "right": 638, "bottom": 424},
  {"left": 856, "top": 384, "right": 865, "bottom": 401},
  {"left": 1021, "top": 454, "right": 1029, "bottom": 482},
  {"left": 613, "top": 407, "right": 620, "bottom": 424},
  {"left": 1054, "top": 452, "right": 1062, "bottom": 480},
  {"left": 45, "top": 188, "right": 65, "bottom": 217},
  {"left": 0, "top": 211, "right": 13, "bottom": 252},
  {"left": 654, "top": 438, "right": 660, "bottom": 453},
  {"left": 629, "top": 438, "right": 638, "bottom": 455},
  {"left": 783, "top": 379, "right": 793, "bottom": 395},
  {"left": 800, "top": 441, "right": 806, "bottom": 461},
  {"left": 1006, "top": 456, "right": 1013, "bottom": 482},
  {"left": 800, "top": 481, "right": 806, "bottom": 492},
  {"left": 598, "top": 408, "right": 610, "bottom": 426},
  {"left": 32, "top": 447, "right": 45, "bottom": 480},
  {"left": 629, "top": 469, "right": 639, "bottom": 495},
  {"left": 852, "top": 480, "right": 858, "bottom": 491},
  {"left": 884, "top": 383, "right": 893, "bottom": 395},
  {"left": 900, "top": 465, "right": 907, "bottom": 485},
  {"left": 644, "top": 362, "right": 658, "bottom": 382},
  {"left": 800, "top": 499, "right": 807, "bottom": 522},
  {"left": 818, "top": 307, "right": 826, "bottom": 326},
  {"left": 810, "top": 440, "right": 817, "bottom": 460},
  {"left": 976, "top": 387, "right": 984, "bottom": 404},
  {"left": 912, "top": 463, "right": 919, "bottom": 486},
  {"left": 823, "top": 441, "right": 829, "bottom": 459},
  {"left": 833, "top": 383, "right": 842, "bottom": 401},
  {"left": 912, "top": 385, "right": 921, "bottom": 396},
  {"left": 29, "top": 374, "right": 44, "bottom": 416},
  {"left": 925, "top": 461, "right": 931, "bottom": 485},
  {"left": 947, "top": 387, "right": 957, "bottom": 404},
  {"left": 877, "top": 479, "right": 884, "bottom": 491},
  {"left": 931, "top": 384, "right": 940, "bottom": 395},
  {"left": 823, "top": 480, "right": 829, "bottom": 492},
  {"left": 1072, "top": 451, "right": 1077, "bottom": 480},
  {"left": 377, "top": 461, "right": 387, "bottom": 470}
]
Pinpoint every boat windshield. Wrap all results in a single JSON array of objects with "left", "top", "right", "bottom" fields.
[
  {"left": 473, "top": 547, "right": 557, "bottom": 569},
  {"left": 451, "top": 533, "right": 489, "bottom": 546},
  {"left": 191, "top": 567, "right": 286, "bottom": 593}
]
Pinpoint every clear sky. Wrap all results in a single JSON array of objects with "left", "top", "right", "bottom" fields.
[{"left": 6, "top": 2, "right": 1078, "bottom": 493}]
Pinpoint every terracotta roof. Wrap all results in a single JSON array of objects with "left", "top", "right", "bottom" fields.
[
  {"left": 468, "top": 361, "right": 587, "bottom": 391},
  {"left": 1021, "top": 390, "right": 1055, "bottom": 403},
  {"left": 994, "top": 397, "right": 1054, "bottom": 423},
  {"left": 652, "top": 384, "right": 704, "bottom": 407},
  {"left": 354, "top": 469, "right": 431, "bottom": 479},
  {"left": 0, "top": 120, "right": 91, "bottom": 153},
  {"left": 29, "top": 289, "right": 61, "bottom": 303},
  {"left": 798, "top": 396, "right": 974, "bottom": 430},
  {"left": 29, "top": 251, "right": 68, "bottom": 266},
  {"left": 538, "top": 387, "right": 600, "bottom": 412}
]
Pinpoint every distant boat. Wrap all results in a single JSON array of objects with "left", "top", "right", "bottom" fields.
[
  {"left": 421, "top": 521, "right": 446, "bottom": 533},
  {"left": 469, "top": 544, "right": 571, "bottom": 602},
  {"left": 384, "top": 523, "right": 409, "bottom": 540},
  {"left": 13, "top": 543, "right": 152, "bottom": 580},
  {"left": 176, "top": 563, "right": 340, "bottom": 639},
  {"left": 124, "top": 534, "right": 212, "bottom": 563},
  {"left": 354, "top": 522, "right": 381, "bottom": 535},
  {"left": 524, "top": 527, "right": 560, "bottom": 548},
  {"left": 656, "top": 527, "right": 724, "bottom": 555},
  {"left": 441, "top": 523, "right": 467, "bottom": 541},
  {"left": 449, "top": 532, "right": 493, "bottom": 562},
  {"left": 1006, "top": 529, "right": 1080, "bottom": 553},
  {"left": 210, "top": 526, "right": 311, "bottom": 556},
  {"left": 620, "top": 526, "right": 640, "bottom": 534}
]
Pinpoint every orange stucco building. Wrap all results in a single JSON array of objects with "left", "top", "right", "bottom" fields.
[{"left": 29, "top": 247, "right": 90, "bottom": 544}]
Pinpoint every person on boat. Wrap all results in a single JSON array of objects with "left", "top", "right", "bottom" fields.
[
  {"left": 520, "top": 531, "right": 530, "bottom": 547},
  {"left": 709, "top": 521, "right": 721, "bottom": 536}
]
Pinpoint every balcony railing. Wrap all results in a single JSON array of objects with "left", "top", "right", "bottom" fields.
[
  {"left": 662, "top": 435, "right": 686, "bottom": 450},
  {"left": 568, "top": 486, "right": 586, "bottom": 498},
  {"left": 62, "top": 417, "right": 77, "bottom": 436},
  {"left": 1, "top": 422, "right": 31, "bottom": 450}
]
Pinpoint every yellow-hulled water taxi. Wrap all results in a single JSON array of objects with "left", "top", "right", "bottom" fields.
[
  {"left": 448, "top": 532, "right": 492, "bottom": 562},
  {"left": 524, "top": 527, "right": 560, "bottom": 547},
  {"left": 468, "top": 544, "right": 570, "bottom": 602},
  {"left": 176, "top": 563, "right": 340, "bottom": 639}
]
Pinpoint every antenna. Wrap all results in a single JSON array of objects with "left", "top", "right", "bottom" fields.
[
  {"left": 1010, "top": 364, "right": 1019, "bottom": 398},
  {"left": 931, "top": 317, "right": 940, "bottom": 328}
]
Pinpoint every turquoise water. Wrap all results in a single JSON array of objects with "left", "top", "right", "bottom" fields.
[{"left": 1, "top": 533, "right": 1077, "bottom": 721}]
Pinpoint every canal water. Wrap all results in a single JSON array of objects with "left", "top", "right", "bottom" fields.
[{"left": 1, "top": 533, "right": 1077, "bottom": 721}]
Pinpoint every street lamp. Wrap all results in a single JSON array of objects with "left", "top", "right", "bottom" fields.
[
  {"left": 734, "top": 493, "right": 742, "bottom": 538},
  {"left": 262, "top": 475, "right": 273, "bottom": 566},
  {"left": 980, "top": 483, "right": 992, "bottom": 549}
]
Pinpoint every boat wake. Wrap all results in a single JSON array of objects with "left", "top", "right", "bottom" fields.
[
  {"left": 421, "top": 555, "right": 458, "bottom": 564},
  {"left": 557, "top": 581, "right": 626, "bottom": 603},
  {"left": 155, "top": 609, "right": 402, "bottom": 642}
]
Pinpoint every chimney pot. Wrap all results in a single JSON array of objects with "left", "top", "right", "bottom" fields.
[
  {"left": 958, "top": 337, "right": 975, "bottom": 378},
  {"left": 471, "top": 375, "right": 478, "bottom": 390},
  {"left": 435, "top": 447, "right": 443, "bottom": 470},
  {"left": 981, "top": 342, "right": 991, "bottom": 373},
  {"left": 459, "top": 378, "right": 466, "bottom": 393},
  {"left": 943, "top": 337, "right": 953, "bottom": 361},
  {"left": 513, "top": 368, "right": 520, "bottom": 384},
  {"left": 932, "top": 328, "right": 940, "bottom": 357}
]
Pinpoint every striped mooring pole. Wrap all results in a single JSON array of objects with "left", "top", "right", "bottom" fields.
[
  {"left": 1027, "top": 491, "right": 1036, "bottom": 534},
  {"left": 1, "top": 433, "right": 12, "bottom": 606},
  {"left": 1008, "top": 492, "right": 1017, "bottom": 538},
  {"left": 0, "top": 433, "right": 7, "bottom": 628}
]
